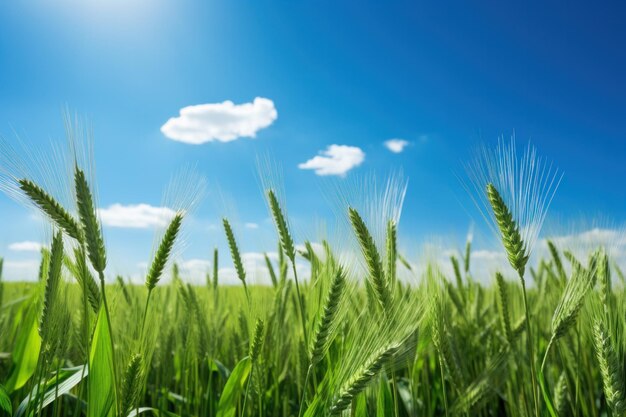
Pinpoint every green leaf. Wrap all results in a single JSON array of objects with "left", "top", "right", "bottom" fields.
[
  {"left": 538, "top": 370, "right": 558, "bottom": 417},
  {"left": 88, "top": 306, "right": 116, "bottom": 417},
  {"left": 208, "top": 358, "right": 231, "bottom": 381},
  {"left": 14, "top": 365, "right": 87, "bottom": 417},
  {"left": 5, "top": 298, "right": 41, "bottom": 392},
  {"left": 354, "top": 394, "right": 368, "bottom": 417},
  {"left": 0, "top": 384, "right": 11, "bottom": 417},
  {"left": 376, "top": 378, "right": 393, "bottom": 417},
  {"left": 216, "top": 357, "right": 252, "bottom": 417}
]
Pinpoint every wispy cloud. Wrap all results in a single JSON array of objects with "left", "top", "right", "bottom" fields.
[
  {"left": 3, "top": 260, "right": 40, "bottom": 281},
  {"left": 98, "top": 204, "right": 176, "bottom": 229},
  {"left": 245, "top": 222, "right": 259, "bottom": 229},
  {"left": 298, "top": 144, "right": 365, "bottom": 176},
  {"left": 161, "top": 97, "right": 277, "bottom": 144},
  {"left": 8, "top": 241, "right": 43, "bottom": 252},
  {"left": 384, "top": 138, "right": 409, "bottom": 153}
]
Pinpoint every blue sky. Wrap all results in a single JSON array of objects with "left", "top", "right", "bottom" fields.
[{"left": 0, "top": 1, "right": 625, "bottom": 282}]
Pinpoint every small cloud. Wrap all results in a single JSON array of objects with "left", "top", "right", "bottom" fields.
[
  {"left": 8, "top": 241, "right": 43, "bottom": 252},
  {"left": 245, "top": 222, "right": 259, "bottom": 229},
  {"left": 383, "top": 138, "right": 409, "bottom": 153},
  {"left": 98, "top": 204, "right": 176, "bottom": 229},
  {"left": 298, "top": 145, "right": 365, "bottom": 177},
  {"left": 161, "top": 97, "right": 277, "bottom": 144}
]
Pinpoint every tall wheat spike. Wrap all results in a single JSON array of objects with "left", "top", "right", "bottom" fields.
[
  {"left": 265, "top": 253, "right": 278, "bottom": 288},
  {"left": 349, "top": 207, "right": 391, "bottom": 311},
  {"left": 250, "top": 319, "right": 265, "bottom": 362},
  {"left": 222, "top": 218, "right": 246, "bottom": 288},
  {"left": 547, "top": 240, "right": 566, "bottom": 283},
  {"left": 597, "top": 249, "right": 611, "bottom": 313},
  {"left": 309, "top": 268, "right": 346, "bottom": 365},
  {"left": 267, "top": 189, "right": 296, "bottom": 262},
  {"left": 39, "top": 230, "right": 63, "bottom": 342},
  {"left": 486, "top": 184, "right": 528, "bottom": 276},
  {"left": 554, "top": 371, "right": 569, "bottom": 417},
  {"left": 495, "top": 272, "right": 512, "bottom": 344},
  {"left": 542, "top": 259, "right": 594, "bottom": 371},
  {"left": 120, "top": 354, "right": 142, "bottom": 416},
  {"left": 212, "top": 247, "right": 219, "bottom": 290},
  {"left": 385, "top": 219, "right": 397, "bottom": 288},
  {"left": 592, "top": 319, "right": 626, "bottom": 415},
  {"left": 74, "top": 167, "right": 106, "bottom": 274},
  {"left": 146, "top": 213, "right": 183, "bottom": 291}
]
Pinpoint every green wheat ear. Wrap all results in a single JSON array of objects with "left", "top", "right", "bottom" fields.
[
  {"left": 554, "top": 371, "right": 569, "bottom": 417},
  {"left": 249, "top": 319, "right": 265, "bottom": 362},
  {"left": 267, "top": 189, "right": 296, "bottom": 262},
  {"left": 348, "top": 207, "right": 391, "bottom": 311},
  {"left": 19, "top": 179, "right": 82, "bottom": 241},
  {"left": 486, "top": 183, "right": 528, "bottom": 276},
  {"left": 592, "top": 319, "right": 626, "bottom": 415},
  {"left": 329, "top": 344, "right": 400, "bottom": 416},
  {"left": 39, "top": 230, "right": 64, "bottom": 341},
  {"left": 222, "top": 218, "right": 246, "bottom": 287},
  {"left": 309, "top": 268, "right": 346, "bottom": 365},
  {"left": 495, "top": 272, "right": 512, "bottom": 344},
  {"left": 120, "top": 353, "right": 143, "bottom": 416},
  {"left": 75, "top": 167, "right": 107, "bottom": 274},
  {"left": 146, "top": 213, "right": 183, "bottom": 291},
  {"left": 385, "top": 219, "right": 397, "bottom": 287}
]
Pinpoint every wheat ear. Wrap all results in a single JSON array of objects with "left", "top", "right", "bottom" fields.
[
  {"left": 19, "top": 179, "right": 82, "bottom": 241},
  {"left": 146, "top": 213, "right": 183, "bottom": 291},
  {"left": 39, "top": 230, "right": 63, "bottom": 341},
  {"left": 495, "top": 272, "right": 512, "bottom": 344},
  {"left": 222, "top": 218, "right": 247, "bottom": 289},
  {"left": 120, "top": 354, "right": 142, "bottom": 416},
  {"left": 486, "top": 184, "right": 528, "bottom": 275},
  {"left": 349, "top": 207, "right": 391, "bottom": 311},
  {"left": 309, "top": 268, "right": 346, "bottom": 365},
  {"left": 592, "top": 319, "right": 626, "bottom": 415},
  {"left": 329, "top": 344, "right": 400, "bottom": 416},
  {"left": 75, "top": 167, "right": 106, "bottom": 274}
]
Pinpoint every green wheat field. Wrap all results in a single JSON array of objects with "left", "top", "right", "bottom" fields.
[{"left": 1, "top": 135, "right": 624, "bottom": 417}]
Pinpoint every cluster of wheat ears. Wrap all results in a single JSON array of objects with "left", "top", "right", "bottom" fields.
[{"left": 0, "top": 128, "right": 625, "bottom": 417}]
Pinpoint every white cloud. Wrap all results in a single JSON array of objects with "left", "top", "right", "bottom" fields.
[
  {"left": 161, "top": 97, "right": 277, "bottom": 144},
  {"left": 8, "top": 241, "right": 43, "bottom": 252},
  {"left": 98, "top": 204, "right": 176, "bottom": 229},
  {"left": 245, "top": 222, "right": 259, "bottom": 229},
  {"left": 298, "top": 145, "right": 365, "bottom": 176},
  {"left": 384, "top": 139, "right": 409, "bottom": 153},
  {"left": 3, "top": 260, "right": 40, "bottom": 281},
  {"left": 548, "top": 228, "right": 626, "bottom": 248}
]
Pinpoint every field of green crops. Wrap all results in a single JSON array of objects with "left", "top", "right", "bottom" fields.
[{"left": 1, "top": 138, "right": 625, "bottom": 417}]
